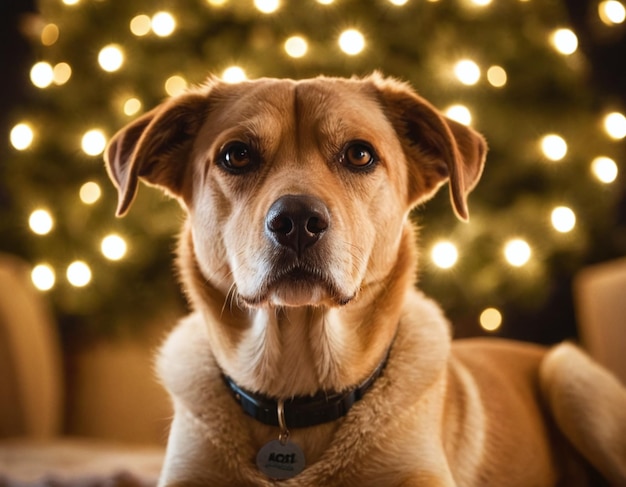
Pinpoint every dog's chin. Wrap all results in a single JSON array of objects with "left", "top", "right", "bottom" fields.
[{"left": 239, "top": 268, "right": 355, "bottom": 309}]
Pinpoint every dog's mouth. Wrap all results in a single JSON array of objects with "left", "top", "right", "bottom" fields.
[{"left": 239, "top": 261, "right": 355, "bottom": 308}]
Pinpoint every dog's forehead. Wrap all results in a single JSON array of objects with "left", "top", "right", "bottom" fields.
[{"left": 209, "top": 77, "right": 389, "bottom": 139}]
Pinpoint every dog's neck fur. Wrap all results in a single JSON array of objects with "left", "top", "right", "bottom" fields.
[{"left": 178, "top": 223, "right": 416, "bottom": 399}]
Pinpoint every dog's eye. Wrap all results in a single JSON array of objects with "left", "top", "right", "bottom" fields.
[
  {"left": 342, "top": 142, "right": 378, "bottom": 170},
  {"left": 218, "top": 142, "right": 256, "bottom": 173}
]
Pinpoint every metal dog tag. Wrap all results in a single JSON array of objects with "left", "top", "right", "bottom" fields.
[{"left": 256, "top": 439, "right": 306, "bottom": 480}]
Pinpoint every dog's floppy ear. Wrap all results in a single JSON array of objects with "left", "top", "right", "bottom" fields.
[
  {"left": 104, "top": 92, "right": 208, "bottom": 216},
  {"left": 372, "top": 76, "right": 487, "bottom": 221}
]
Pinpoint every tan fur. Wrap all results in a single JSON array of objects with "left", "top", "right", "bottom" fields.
[{"left": 105, "top": 74, "right": 626, "bottom": 486}]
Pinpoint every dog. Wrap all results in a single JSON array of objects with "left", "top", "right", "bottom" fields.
[{"left": 105, "top": 73, "right": 626, "bottom": 486}]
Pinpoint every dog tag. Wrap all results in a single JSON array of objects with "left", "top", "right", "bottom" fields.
[{"left": 256, "top": 439, "right": 306, "bottom": 480}]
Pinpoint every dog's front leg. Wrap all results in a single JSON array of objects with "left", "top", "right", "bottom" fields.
[
  {"left": 396, "top": 473, "right": 457, "bottom": 487},
  {"left": 158, "top": 404, "right": 264, "bottom": 487}
]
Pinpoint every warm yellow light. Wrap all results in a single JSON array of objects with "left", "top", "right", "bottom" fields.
[
  {"left": 123, "top": 97, "right": 142, "bottom": 116},
  {"left": 10, "top": 123, "right": 34, "bottom": 150},
  {"left": 480, "top": 308, "right": 502, "bottom": 332},
  {"left": 504, "top": 239, "right": 531, "bottom": 267},
  {"left": 255, "top": 0, "right": 280, "bottom": 13},
  {"left": 454, "top": 59, "right": 481, "bottom": 85},
  {"left": 67, "top": 261, "right": 92, "bottom": 287},
  {"left": 551, "top": 28, "right": 578, "bottom": 55},
  {"left": 285, "top": 36, "right": 308, "bottom": 58},
  {"left": 41, "top": 24, "right": 59, "bottom": 46},
  {"left": 130, "top": 14, "right": 152, "bottom": 36},
  {"left": 98, "top": 44, "right": 124, "bottom": 72},
  {"left": 53, "top": 62, "right": 72, "bottom": 85},
  {"left": 431, "top": 241, "right": 459, "bottom": 269},
  {"left": 317, "top": 0, "right": 334, "bottom": 3},
  {"left": 470, "top": 0, "right": 492, "bottom": 5},
  {"left": 339, "top": 29, "right": 365, "bottom": 55},
  {"left": 79, "top": 182, "right": 102, "bottom": 204},
  {"left": 551, "top": 206, "right": 576, "bottom": 233},
  {"left": 207, "top": 0, "right": 228, "bottom": 5},
  {"left": 603, "top": 112, "right": 626, "bottom": 139},
  {"left": 540, "top": 134, "right": 567, "bottom": 161},
  {"left": 591, "top": 156, "right": 619, "bottom": 183},
  {"left": 222, "top": 66, "right": 247, "bottom": 83},
  {"left": 30, "top": 62, "right": 54, "bottom": 88},
  {"left": 389, "top": 0, "right": 409, "bottom": 5},
  {"left": 29, "top": 209, "right": 54, "bottom": 235},
  {"left": 152, "top": 12, "right": 176, "bottom": 37},
  {"left": 81, "top": 129, "right": 107, "bottom": 156},
  {"left": 445, "top": 105, "right": 472, "bottom": 126},
  {"left": 487, "top": 65, "right": 507, "bottom": 87},
  {"left": 101, "top": 234, "right": 128, "bottom": 261},
  {"left": 599, "top": 1, "right": 626, "bottom": 24},
  {"left": 165, "top": 75, "right": 188, "bottom": 96},
  {"left": 62, "top": 0, "right": 79, "bottom": 5},
  {"left": 31, "top": 264, "right": 56, "bottom": 291}
]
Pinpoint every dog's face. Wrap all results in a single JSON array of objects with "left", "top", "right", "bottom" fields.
[{"left": 105, "top": 74, "right": 485, "bottom": 310}]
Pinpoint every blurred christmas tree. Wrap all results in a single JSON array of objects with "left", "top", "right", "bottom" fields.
[{"left": 2, "top": 0, "right": 625, "bottom": 341}]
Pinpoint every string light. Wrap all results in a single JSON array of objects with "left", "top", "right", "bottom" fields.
[
  {"left": 29, "top": 209, "right": 54, "bottom": 235},
  {"left": 431, "top": 241, "right": 459, "bottom": 269},
  {"left": 222, "top": 66, "right": 247, "bottom": 83},
  {"left": 30, "top": 62, "right": 54, "bottom": 88},
  {"left": 53, "top": 62, "right": 72, "bottom": 85},
  {"left": 165, "top": 75, "right": 188, "bottom": 96},
  {"left": 101, "top": 234, "right": 128, "bottom": 261},
  {"left": 67, "top": 261, "right": 92, "bottom": 287},
  {"left": 551, "top": 206, "right": 576, "bottom": 233},
  {"left": 389, "top": 0, "right": 409, "bottom": 5},
  {"left": 284, "top": 36, "right": 308, "bottom": 58},
  {"left": 445, "top": 105, "right": 472, "bottom": 125},
  {"left": 123, "top": 97, "right": 142, "bottom": 116},
  {"left": 338, "top": 29, "right": 365, "bottom": 55},
  {"left": 81, "top": 129, "right": 107, "bottom": 156},
  {"left": 151, "top": 12, "right": 176, "bottom": 37},
  {"left": 591, "top": 156, "right": 618, "bottom": 183},
  {"left": 603, "top": 111, "right": 626, "bottom": 139},
  {"left": 551, "top": 28, "right": 578, "bottom": 55},
  {"left": 487, "top": 65, "right": 507, "bottom": 87},
  {"left": 79, "top": 182, "right": 102, "bottom": 204},
  {"left": 470, "top": 0, "right": 492, "bottom": 6},
  {"left": 41, "top": 24, "right": 59, "bottom": 46},
  {"left": 207, "top": 0, "right": 228, "bottom": 5},
  {"left": 98, "top": 44, "right": 124, "bottom": 72},
  {"left": 62, "top": 0, "right": 80, "bottom": 5},
  {"left": 479, "top": 308, "right": 502, "bottom": 332},
  {"left": 317, "top": 0, "right": 334, "bottom": 3},
  {"left": 31, "top": 264, "right": 56, "bottom": 291},
  {"left": 130, "top": 14, "right": 152, "bottom": 37},
  {"left": 599, "top": 1, "right": 626, "bottom": 25},
  {"left": 255, "top": 0, "right": 280, "bottom": 13},
  {"left": 454, "top": 59, "right": 481, "bottom": 85},
  {"left": 540, "top": 134, "right": 567, "bottom": 161},
  {"left": 504, "top": 238, "right": 531, "bottom": 267},
  {"left": 10, "top": 123, "right": 34, "bottom": 150}
]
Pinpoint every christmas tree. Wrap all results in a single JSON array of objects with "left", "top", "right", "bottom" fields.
[{"left": 3, "top": 0, "right": 625, "bottom": 341}]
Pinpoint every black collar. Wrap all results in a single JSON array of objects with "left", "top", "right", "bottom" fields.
[{"left": 223, "top": 349, "right": 389, "bottom": 429}]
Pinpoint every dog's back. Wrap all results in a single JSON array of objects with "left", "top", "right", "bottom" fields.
[{"left": 449, "top": 339, "right": 625, "bottom": 486}]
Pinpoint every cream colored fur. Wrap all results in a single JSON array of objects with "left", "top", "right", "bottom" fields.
[{"left": 105, "top": 74, "right": 626, "bottom": 486}]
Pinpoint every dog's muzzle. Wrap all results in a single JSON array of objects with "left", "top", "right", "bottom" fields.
[{"left": 265, "top": 194, "right": 330, "bottom": 257}]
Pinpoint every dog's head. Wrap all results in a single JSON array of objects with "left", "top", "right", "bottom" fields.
[{"left": 105, "top": 74, "right": 486, "bottom": 310}]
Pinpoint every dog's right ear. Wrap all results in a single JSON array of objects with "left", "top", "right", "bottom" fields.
[{"left": 104, "top": 92, "right": 208, "bottom": 216}]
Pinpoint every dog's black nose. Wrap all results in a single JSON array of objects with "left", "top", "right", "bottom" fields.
[{"left": 265, "top": 194, "right": 330, "bottom": 255}]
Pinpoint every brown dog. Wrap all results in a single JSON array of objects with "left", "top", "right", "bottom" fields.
[{"left": 105, "top": 74, "right": 626, "bottom": 486}]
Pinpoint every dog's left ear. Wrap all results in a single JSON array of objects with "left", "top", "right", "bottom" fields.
[
  {"left": 372, "top": 76, "right": 487, "bottom": 221},
  {"left": 104, "top": 92, "right": 208, "bottom": 216}
]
